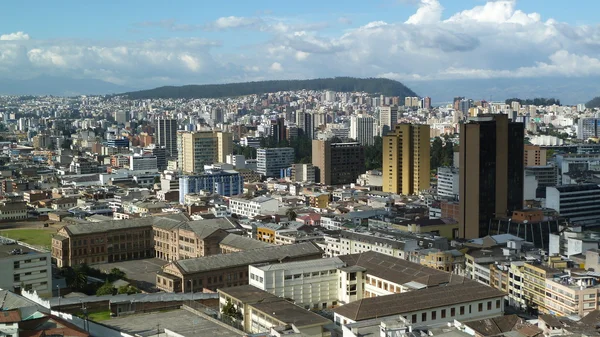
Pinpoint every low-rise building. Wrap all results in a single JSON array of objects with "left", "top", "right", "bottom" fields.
[
  {"left": 0, "top": 243, "right": 52, "bottom": 297},
  {"left": 0, "top": 201, "right": 27, "bottom": 221},
  {"left": 229, "top": 196, "right": 279, "bottom": 218}
]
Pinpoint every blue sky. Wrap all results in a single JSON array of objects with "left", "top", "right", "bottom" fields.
[{"left": 1, "top": 0, "right": 600, "bottom": 88}]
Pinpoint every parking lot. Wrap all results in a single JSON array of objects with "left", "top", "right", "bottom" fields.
[{"left": 94, "top": 258, "right": 168, "bottom": 292}]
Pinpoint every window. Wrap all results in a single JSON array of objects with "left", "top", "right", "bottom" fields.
[
  {"left": 421, "top": 312, "right": 427, "bottom": 322},
  {"left": 496, "top": 299, "right": 501, "bottom": 309},
  {"left": 432, "top": 311, "right": 437, "bottom": 320},
  {"left": 451, "top": 308, "right": 455, "bottom": 317},
  {"left": 412, "top": 314, "right": 417, "bottom": 323},
  {"left": 441, "top": 309, "right": 446, "bottom": 318},
  {"left": 478, "top": 303, "right": 483, "bottom": 312},
  {"left": 460, "top": 306, "right": 464, "bottom": 315},
  {"left": 487, "top": 301, "right": 492, "bottom": 310}
]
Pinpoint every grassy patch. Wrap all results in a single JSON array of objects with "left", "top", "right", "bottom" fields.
[
  {"left": 87, "top": 310, "right": 112, "bottom": 322},
  {"left": 0, "top": 229, "right": 55, "bottom": 247}
]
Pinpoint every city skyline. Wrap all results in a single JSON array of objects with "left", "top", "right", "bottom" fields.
[{"left": 1, "top": 0, "right": 600, "bottom": 92}]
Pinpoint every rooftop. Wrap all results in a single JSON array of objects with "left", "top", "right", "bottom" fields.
[
  {"left": 218, "top": 284, "right": 279, "bottom": 304},
  {"left": 333, "top": 281, "right": 505, "bottom": 321},
  {"left": 172, "top": 242, "right": 323, "bottom": 275},
  {"left": 252, "top": 256, "right": 345, "bottom": 272},
  {"left": 251, "top": 299, "right": 331, "bottom": 328},
  {"left": 0, "top": 242, "right": 44, "bottom": 258}
]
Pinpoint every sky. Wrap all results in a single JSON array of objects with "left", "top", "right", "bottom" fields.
[{"left": 1, "top": 0, "right": 600, "bottom": 89}]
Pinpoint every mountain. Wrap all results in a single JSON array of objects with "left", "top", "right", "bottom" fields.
[
  {"left": 586, "top": 96, "right": 600, "bottom": 109},
  {"left": 0, "top": 76, "right": 132, "bottom": 96},
  {"left": 118, "top": 77, "right": 418, "bottom": 99},
  {"left": 405, "top": 77, "right": 600, "bottom": 106}
]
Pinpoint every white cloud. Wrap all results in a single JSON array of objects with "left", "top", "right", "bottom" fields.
[
  {"left": 3, "top": 1, "right": 600, "bottom": 88},
  {"left": 270, "top": 62, "right": 283, "bottom": 72},
  {"left": 0, "top": 32, "right": 30, "bottom": 41}
]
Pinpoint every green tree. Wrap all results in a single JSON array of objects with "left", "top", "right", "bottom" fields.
[
  {"left": 364, "top": 136, "right": 383, "bottom": 170},
  {"left": 96, "top": 282, "right": 116, "bottom": 296},
  {"left": 285, "top": 209, "right": 297, "bottom": 221},
  {"left": 118, "top": 285, "right": 140, "bottom": 295},
  {"left": 109, "top": 268, "right": 126, "bottom": 281},
  {"left": 63, "top": 266, "right": 88, "bottom": 291},
  {"left": 222, "top": 299, "right": 241, "bottom": 319}
]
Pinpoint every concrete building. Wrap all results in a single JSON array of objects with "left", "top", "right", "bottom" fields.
[
  {"left": 156, "top": 242, "right": 323, "bottom": 292},
  {"left": 179, "top": 170, "right": 243, "bottom": 203},
  {"left": 577, "top": 117, "right": 600, "bottom": 140},
  {"left": 0, "top": 243, "right": 52, "bottom": 297},
  {"left": 312, "top": 140, "right": 365, "bottom": 186},
  {"left": 155, "top": 117, "right": 178, "bottom": 157},
  {"left": 0, "top": 201, "right": 28, "bottom": 221},
  {"left": 229, "top": 196, "right": 279, "bottom": 218},
  {"left": 256, "top": 147, "right": 294, "bottom": 178},
  {"left": 546, "top": 184, "right": 600, "bottom": 227},
  {"left": 290, "top": 163, "right": 315, "bottom": 183},
  {"left": 379, "top": 106, "right": 398, "bottom": 136},
  {"left": 349, "top": 114, "right": 375, "bottom": 146},
  {"left": 459, "top": 115, "right": 524, "bottom": 239},
  {"left": 437, "top": 166, "right": 459, "bottom": 200},
  {"left": 248, "top": 257, "right": 345, "bottom": 309},
  {"left": 382, "top": 124, "right": 430, "bottom": 195},
  {"left": 177, "top": 130, "right": 233, "bottom": 174},
  {"left": 129, "top": 154, "right": 158, "bottom": 171},
  {"left": 524, "top": 144, "right": 547, "bottom": 166}
]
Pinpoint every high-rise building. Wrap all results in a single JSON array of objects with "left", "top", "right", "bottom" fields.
[
  {"left": 577, "top": 117, "right": 600, "bottom": 140},
  {"left": 459, "top": 114, "right": 524, "bottom": 239},
  {"left": 291, "top": 163, "right": 316, "bottom": 183},
  {"left": 296, "top": 110, "right": 315, "bottom": 139},
  {"left": 177, "top": 131, "right": 233, "bottom": 174},
  {"left": 379, "top": 105, "right": 398, "bottom": 136},
  {"left": 270, "top": 118, "right": 287, "bottom": 144},
  {"left": 312, "top": 140, "right": 365, "bottom": 186},
  {"left": 257, "top": 148, "right": 295, "bottom": 178},
  {"left": 382, "top": 124, "right": 430, "bottom": 195},
  {"left": 114, "top": 110, "right": 128, "bottom": 124},
  {"left": 156, "top": 118, "right": 178, "bottom": 157},
  {"left": 524, "top": 144, "right": 547, "bottom": 166},
  {"left": 421, "top": 97, "right": 432, "bottom": 110},
  {"left": 349, "top": 114, "right": 375, "bottom": 146}
]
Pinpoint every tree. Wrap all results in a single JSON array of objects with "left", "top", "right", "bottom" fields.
[
  {"left": 286, "top": 209, "right": 297, "bottom": 221},
  {"left": 109, "top": 268, "right": 126, "bottom": 281},
  {"left": 118, "top": 285, "right": 140, "bottom": 295},
  {"left": 364, "top": 136, "right": 383, "bottom": 170},
  {"left": 222, "top": 299, "right": 241, "bottom": 319},
  {"left": 63, "top": 266, "right": 88, "bottom": 291},
  {"left": 96, "top": 282, "right": 116, "bottom": 296}
]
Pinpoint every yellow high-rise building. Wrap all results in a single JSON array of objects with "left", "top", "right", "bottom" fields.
[
  {"left": 382, "top": 124, "right": 430, "bottom": 195},
  {"left": 177, "top": 130, "right": 233, "bottom": 173}
]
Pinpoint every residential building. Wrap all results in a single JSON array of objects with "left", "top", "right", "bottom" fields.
[
  {"left": 524, "top": 144, "right": 547, "bottom": 166},
  {"left": 248, "top": 257, "right": 345, "bottom": 309},
  {"left": 228, "top": 196, "right": 279, "bottom": 218},
  {"left": 155, "top": 117, "right": 178, "bottom": 157},
  {"left": 418, "top": 249, "right": 465, "bottom": 273},
  {"left": 312, "top": 140, "right": 365, "bottom": 185},
  {"left": 156, "top": 242, "right": 323, "bottom": 292},
  {"left": 349, "top": 114, "right": 375, "bottom": 146},
  {"left": 177, "top": 130, "right": 233, "bottom": 174},
  {"left": 382, "top": 123, "right": 430, "bottom": 195},
  {"left": 546, "top": 184, "right": 600, "bottom": 227},
  {"left": 0, "top": 244, "right": 52, "bottom": 297},
  {"left": 459, "top": 114, "right": 524, "bottom": 239},
  {"left": 525, "top": 165, "right": 559, "bottom": 198},
  {"left": 256, "top": 147, "right": 294, "bottom": 178},
  {"left": 179, "top": 169, "right": 243, "bottom": 203},
  {"left": 577, "top": 117, "right": 600, "bottom": 140},
  {"left": 379, "top": 106, "right": 398, "bottom": 136},
  {"left": 437, "top": 166, "right": 459, "bottom": 200},
  {"left": 549, "top": 227, "right": 600, "bottom": 257},
  {"left": 290, "top": 163, "right": 315, "bottom": 183}
]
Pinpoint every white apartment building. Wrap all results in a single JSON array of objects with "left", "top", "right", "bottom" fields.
[
  {"left": 350, "top": 114, "right": 375, "bottom": 146},
  {"left": 0, "top": 202, "right": 27, "bottom": 221},
  {"left": 257, "top": 147, "right": 295, "bottom": 178},
  {"left": 229, "top": 196, "right": 279, "bottom": 218},
  {"left": 0, "top": 245, "right": 52, "bottom": 297},
  {"left": 437, "top": 166, "right": 459, "bottom": 200},
  {"left": 249, "top": 257, "right": 345, "bottom": 309}
]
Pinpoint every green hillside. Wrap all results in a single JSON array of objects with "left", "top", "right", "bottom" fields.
[{"left": 119, "top": 77, "right": 418, "bottom": 99}]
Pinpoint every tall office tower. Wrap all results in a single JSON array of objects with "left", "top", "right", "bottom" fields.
[
  {"left": 453, "top": 97, "right": 465, "bottom": 111},
  {"left": 176, "top": 131, "right": 233, "bottom": 173},
  {"left": 577, "top": 117, "right": 600, "bottom": 140},
  {"left": 382, "top": 124, "right": 430, "bottom": 195},
  {"left": 459, "top": 114, "right": 524, "bottom": 239},
  {"left": 257, "top": 147, "right": 295, "bottom": 178},
  {"left": 156, "top": 118, "right": 178, "bottom": 158},
  {"left": 325, "top": 91, "right": 336, "bottom": 102},
  {"left": 312, "top": 140, "right": 365, "bottom": 186},
  {"left": 114, "top": 110, "right": 128, "bottom": 124},
  {"left": 379, "top": 105, "right": 398, "bottom": 136},
  {"left": 350, "top": 114, "right": 375, "bottom": 146},
  {"left": 296, "top": 110, "right": 315, "bottom": 139},
  {"left": 145, "top": 145, "right": 167, "bottom": 171},
  {"left": 270, "top": 118, "right": 287, "bottom": 144}
]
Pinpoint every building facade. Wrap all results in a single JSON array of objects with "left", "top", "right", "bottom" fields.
[
  {"left": 155, "top": 117, "right": 178, "bottom": 157},
  {"left": 312, "top": 140, "right": 365, "bottom": 186},
  {"left": 177, "top": 131, "right": 233, "bottom": 174},
  {"left": 256, "top": 147, "right": 294, "bottom": 178},
  {"left": 382, "top": 123, "right": 430, "bottom": 195},
  {"left": 349, "top": 114, "right": 375, "bottom": 146},
  {"left": 179, "top": 170, "right": 243, "bottom": 203}
]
